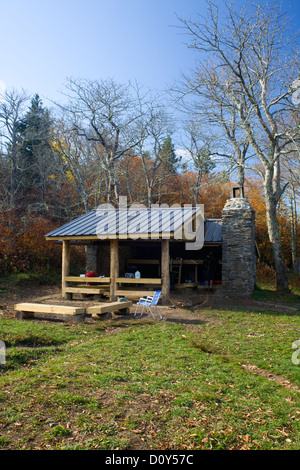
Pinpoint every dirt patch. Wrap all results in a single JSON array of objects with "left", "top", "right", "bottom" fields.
[{"left": 0, "top": 284, "right": 298, "bottom": 324}]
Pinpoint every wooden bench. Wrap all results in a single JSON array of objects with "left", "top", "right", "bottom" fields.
[{"left": 14, "top": 303, "right": 86, "bottom": 323}]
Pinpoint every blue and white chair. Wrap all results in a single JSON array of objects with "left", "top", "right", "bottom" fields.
[{"left": 134, "top": 290, "right": 163, "bottom": 320}]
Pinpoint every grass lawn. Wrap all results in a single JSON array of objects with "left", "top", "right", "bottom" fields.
[{"left": 0, "top": 291, "right": 299, "bottom": 450}]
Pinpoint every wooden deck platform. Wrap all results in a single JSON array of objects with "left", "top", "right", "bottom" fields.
[{"left": 14, "top": 300, "right": 133, "bottom": 322}]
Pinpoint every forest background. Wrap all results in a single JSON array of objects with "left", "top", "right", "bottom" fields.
[{"left": 0, "top": 1, "right": 299, "bottom": 292}]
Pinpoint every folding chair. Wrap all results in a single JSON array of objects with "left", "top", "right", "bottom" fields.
[{"left": 134, "top": 290, "right": 163, "bottom": 320}]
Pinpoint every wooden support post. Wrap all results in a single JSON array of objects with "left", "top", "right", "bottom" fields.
[
  {"left": 15, "top": 311, "right": 34, "bottom": 320},
  {"left": 62, "top": 240, "right": 71, "bottom": 299},
  {"left": 110, "top": 239, "right": 119, "bottom": 301},
  {"left": 161, "top": 239, "right": 170, "bottom": 305}
]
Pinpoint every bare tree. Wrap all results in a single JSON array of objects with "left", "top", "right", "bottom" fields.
[
  {"left": 0, "top": 89, "right": 29, "bottom": 217},
  {"left": 58, "top": 78, "right": 147, "bottom": 204},
  {"left": 179, "top": 120, "right": 216, "bottom": 204},
  {"left": 176, "top": 0, "right": 300, "bottom": 292},
  {"left": 53, "top": 119, "right": 107, "bottom": 214},
  {"left": 135, "top": 103, "right": 175, "bottom": 206}
]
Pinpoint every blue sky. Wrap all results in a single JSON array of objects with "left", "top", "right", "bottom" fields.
[{"left": 0, "top": 0, "right": 299, "bottom": 105}]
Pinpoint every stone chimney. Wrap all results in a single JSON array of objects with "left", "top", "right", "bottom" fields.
[{"left": 221, "top": 187, "right": 256, "bottom": 297}]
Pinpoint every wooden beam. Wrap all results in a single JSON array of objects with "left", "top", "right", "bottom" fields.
[
  {"left": 110, "top": 239, "right": 119, "bottom": 301},
  {"left": 14, "top": 303, "right": 85, "bottom": 315},
  {"left": 62, "top": 240, "right": 71, "bottom": 299},
  {"left": 46, "top": 235, "right": 101, "bottom": 241},
  {"left": 86, "top": 301, "right": 132, "bottom": 315},
  {"left": 46, "top": 233, "right": 176, "bottom": 241},
  {"left": 116, "top": 290, "right": 155, "bottom": 299},
  {"left": 65, "top": 287, "right": 109, "bottom": 295},
  {"left": 161, "top": 239, "right": 170, "bottom": 305}
]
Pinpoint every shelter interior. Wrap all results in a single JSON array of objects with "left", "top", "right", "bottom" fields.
[
  {"left": 61, "top": 237, "right": 222, "bottom": 305},
  {"left": 87, "top": 239, "right": 222, "bottom": 287}
]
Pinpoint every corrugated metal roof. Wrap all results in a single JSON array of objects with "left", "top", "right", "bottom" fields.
[
  {"left": 204, "top": 219, "right": 222, "bottom": 243},
  {"left": 46, "top": 208, "right": 222, "bottom": 243}
]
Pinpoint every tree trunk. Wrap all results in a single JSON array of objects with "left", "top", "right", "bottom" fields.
[
  {"left": 106, "top": 160, "right": 117, "bottom": 204},
  {"left": 237, "top": 164, "right": 245, "bottom": 189},
  {"left": 290, "top": 187, "right": 298, "bottom": 271},
  {"left": 194, "top": 171, "right": 201, "bottom": 206},
  {"left": 264, "top": 184, "right": 289, "bottom": 293},
  {"left": 147, "top": 186, "right": 153, "bottom": 207}
]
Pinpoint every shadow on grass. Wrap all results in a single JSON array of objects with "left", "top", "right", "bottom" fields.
[{"left": 252, "top": 283, "right": 300, "bottom": 310}]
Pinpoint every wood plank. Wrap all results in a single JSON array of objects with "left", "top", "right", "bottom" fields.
[
  {"left": 65, "top": 287, "right": 107, "bottom": 295},
  {"left": 116, "top": 277, "right": 161, "bottom": 284},
  {"left": 14, "top": 303, "right": 85, "bottom": 315},
  {"left": 65, "top": 276, "right": 110, "bottom": 283},
  {"left": 116, "top": 290, "right": 155, "bottom": 298},
  {"left": 86, "top": 301, "right": 132, "bottom": 315},
  {"left": 76, "top": 284, "right": 110, "bottom": 289}
]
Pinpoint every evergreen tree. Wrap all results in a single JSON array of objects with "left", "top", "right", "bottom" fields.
[
  {"left": 18, "top": 94, "right": 53, "bottom": 209},
  {"left": 159, "top": 136, "right": 181, "bottom": 173}
]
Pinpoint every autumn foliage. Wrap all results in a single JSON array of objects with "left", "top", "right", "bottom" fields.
[
  {"left": 0, "top": 160, "right": 298, "bottom": 277},
  {"left": 0, "top": 215, "right": 61, "bottom": 277},
  {"left": 0, "top": 93, "right": 298, "bottom": 278}
]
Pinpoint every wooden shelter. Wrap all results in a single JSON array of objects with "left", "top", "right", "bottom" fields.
[{"left": 46, "top": 206, "right": 222, "bottom": 304}]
